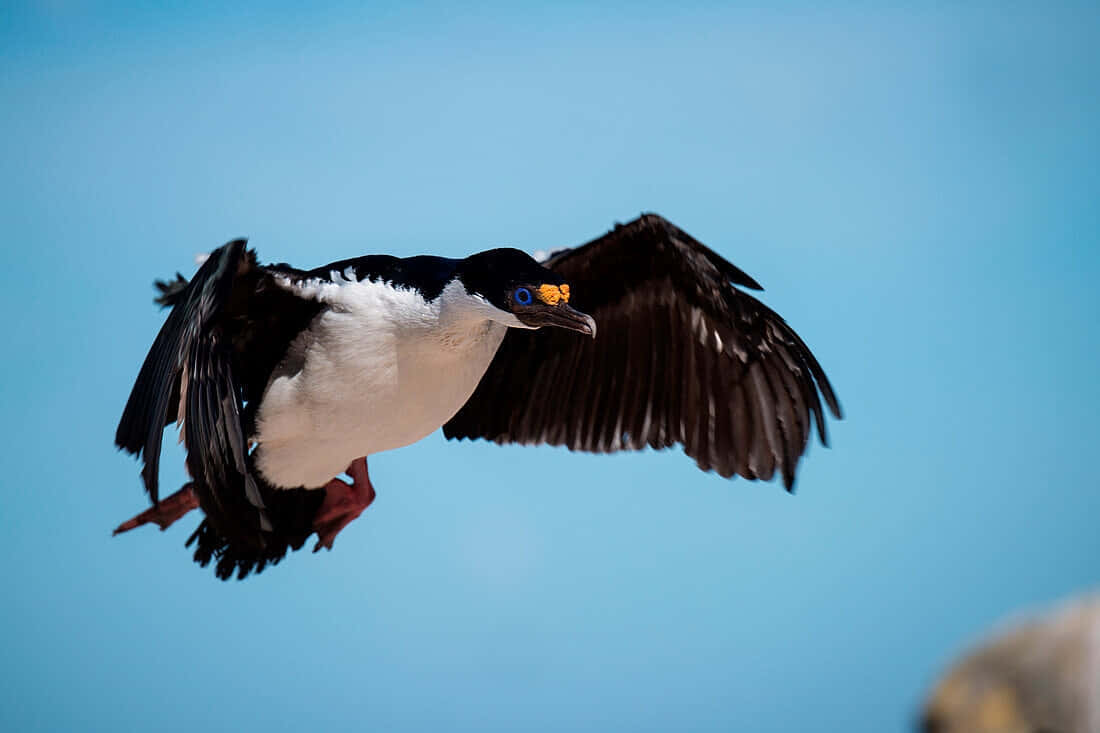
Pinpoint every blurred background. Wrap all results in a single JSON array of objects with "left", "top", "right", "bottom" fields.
[
  {"left": 922, "top": 594, "right": 1100, "bottom": 732},
  {"left": 2, "top": 2, "right": 1098, "bottom": 731}
]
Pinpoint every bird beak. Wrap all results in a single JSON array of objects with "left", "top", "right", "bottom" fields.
[{"left": 527, "top": 303, "right": 597, "bottom": 337}]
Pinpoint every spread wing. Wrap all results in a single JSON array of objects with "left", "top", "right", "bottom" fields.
[{"left": 443, "top": 213, "right": 842, "bottom": 489}]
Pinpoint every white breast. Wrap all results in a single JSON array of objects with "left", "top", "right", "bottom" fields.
[{"left": 253, "top": 276, "right": 508, "bottom": 489}]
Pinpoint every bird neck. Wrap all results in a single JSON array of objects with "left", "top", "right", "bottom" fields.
[{"left": 434, "top": 279, "right": 494, "bottom": 327}]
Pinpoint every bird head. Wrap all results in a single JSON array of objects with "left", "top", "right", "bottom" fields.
[{"left": 454, "top": 248, "right": 596, "bottom": 337}]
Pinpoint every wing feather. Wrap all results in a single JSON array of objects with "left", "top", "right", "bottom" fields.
[
  {"left": 117, "top": 241, "right": 252, "bottom": 502},
  {"left": 444, "top": 214, "right": 842, "bottom": 490}
]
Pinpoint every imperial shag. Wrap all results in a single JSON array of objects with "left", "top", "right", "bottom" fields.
[{"left": 114, "top": 214, "right": 842, "bottom": 579}]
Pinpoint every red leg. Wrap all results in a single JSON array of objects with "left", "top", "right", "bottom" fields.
[
  {"left": 113, "top": 484, "right": 200, "bottom": 535},
  {"left": 313, "top": 457, "right": 376, "bottom": 552}
]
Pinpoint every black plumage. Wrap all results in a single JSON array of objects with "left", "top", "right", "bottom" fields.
[
  {"left": 116, "top": 243, "right": 325, "bottom": 578},
  {"left": 116, "top": 245, "right": 512, "bottom": 578},
  {"left": 444, "top": 214, "right": 842, "bottom": 489},
  {"left": 116, "top": 213, "right": 841, "bottom": 580}
]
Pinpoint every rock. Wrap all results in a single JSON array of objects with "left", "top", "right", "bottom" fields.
[{"left": 922, "top": 595, "right": 1100, "bottom": 733}]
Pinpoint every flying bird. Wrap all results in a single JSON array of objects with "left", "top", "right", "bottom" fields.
[{"left": 114, "top": 214, "right": 842, "bottom": 579}]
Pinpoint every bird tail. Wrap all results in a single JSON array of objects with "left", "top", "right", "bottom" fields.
[{"left": 186, "top": 484, "right": 323, "bottom": 580}]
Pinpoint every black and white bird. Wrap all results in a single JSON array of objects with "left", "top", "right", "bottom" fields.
[{"left": 115, "top": 214, "right": 842, "bottom": 579}]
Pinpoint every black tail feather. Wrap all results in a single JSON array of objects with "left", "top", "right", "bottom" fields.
[{"left": 186, "top": 481, "right": 324, "bottom": 580}]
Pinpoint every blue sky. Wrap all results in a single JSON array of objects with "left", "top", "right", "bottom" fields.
[{"left": 2, "top": 2, "right": 1099, "bottom": 731}]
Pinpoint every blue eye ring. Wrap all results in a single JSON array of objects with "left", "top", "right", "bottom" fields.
[{"left": 513, "top": 287, "right": 533, "bottom": 306}]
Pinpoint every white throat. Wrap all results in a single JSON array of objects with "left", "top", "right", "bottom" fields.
[{"left": 436, "top": 279, "right": 533, "bottom": 333}]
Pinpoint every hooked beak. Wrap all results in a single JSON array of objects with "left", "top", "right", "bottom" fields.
[{"left": 522, "top": 303, "right": 597, "bottom": 338}]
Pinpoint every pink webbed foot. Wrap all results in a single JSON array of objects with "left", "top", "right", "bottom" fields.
[
  {"left": 313, "top": 457, "right": 376, "bottom": 552},
  {"left": 113, "top": 484, "right": 200, "bottom": 535}
]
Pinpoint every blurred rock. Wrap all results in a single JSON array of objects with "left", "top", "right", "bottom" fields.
[{"left": 921, "top": 595, "right": 1100, "bottom": 733}]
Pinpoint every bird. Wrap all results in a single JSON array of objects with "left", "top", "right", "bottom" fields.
[{"left": 114, "top": 213, "right": 842, "bottom": 580}]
